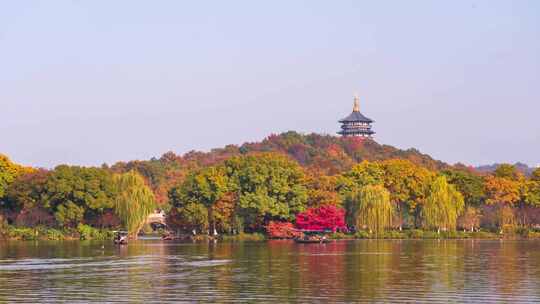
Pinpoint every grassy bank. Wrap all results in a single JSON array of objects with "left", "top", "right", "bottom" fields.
[
  {"left": 1, "top": 224, "right": 115, "bottom": 241},
  {"left": 328, "top": 229, "right": 540, "bottom": 240},
  {"left": 3, "top": 227, "right": 540, "bottom": 242},
  {"left": 221, "top": 233, "right": 266, "bottom": 241}
]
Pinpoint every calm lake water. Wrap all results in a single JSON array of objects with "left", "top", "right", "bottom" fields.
[{"left": 0, "top": 239, "right": 539, "bottom": 303}]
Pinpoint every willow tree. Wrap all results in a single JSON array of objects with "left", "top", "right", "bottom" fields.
[
  {"left": 422, "top": 176, "right": 464, "bottom": 233},
  {"left": 346, "top": 184, "right": 393, "bottom": 235},
  {"left": 114, "top": 171, "right": 156, "bottom": 238}
]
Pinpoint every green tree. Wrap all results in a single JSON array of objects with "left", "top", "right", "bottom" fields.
[
  {"left": 531, "top": 168, "right": 540, "bottom": 182},
  {"left": 43, "top": 165, "right": 117, "bottom": 227},
  {"left": 114, "top": 171, "right": 156, "bottom": 238},
  {"left": 340, "top": 161, "right": 384, "bottom": 192},
  {"left": 176, "top": 166, "right": 229, "bottom": 234},
  {"left": 442, "top": 168, "right": 485, "bottom": 206},
  {"left": 166, "top": 202, "right": 208, "bottom": 233},
  {"left": 524, "top": 168, "right": 540, "bottom": 206},
  {"left": 422, "top": 176, "right": 464, "bottom": 232},
  {"left": 225, "top": 153, "right": 308, "bottom": 230},
  {"left": 55, "top": 201, "right": 85, "bottom": 227},
  {"left": 494, "top": 164, "right": 522, "bottom": 181},
  {"left": 524, "top": 180, "right": 540, "bottom": 206},
  {"left": 345, "top": 184, "right": 393, "bottom": 235}
]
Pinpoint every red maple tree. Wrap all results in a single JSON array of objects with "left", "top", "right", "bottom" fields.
[{"left": 295, "top": 205, "right": 347, "bottom": 232}]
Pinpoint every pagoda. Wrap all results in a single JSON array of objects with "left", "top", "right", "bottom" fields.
[{"left": 338, "top": 95, "right": 375, "bottom": 138}]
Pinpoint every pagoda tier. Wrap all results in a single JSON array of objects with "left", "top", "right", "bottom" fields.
[{"left": 338, "top": 96, "right": 375, "bottom": 137}]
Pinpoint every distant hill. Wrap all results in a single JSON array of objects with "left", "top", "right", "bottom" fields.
[
  {"left": 171, "top": 131, "right": 449, "bottom": 175},
  {"left": 475, "top": 162, "right": 536, "bottom": 176}
]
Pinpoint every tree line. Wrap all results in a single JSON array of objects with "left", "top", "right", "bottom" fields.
[
  {"left": 167, "top": 155, "right": 540, "bottom": 235},
  {"left": 1, "top": 132, "right": 540, "bottom": 239},
  {"left": 0, "top": 156, "right": 156, "bottom": 238}
]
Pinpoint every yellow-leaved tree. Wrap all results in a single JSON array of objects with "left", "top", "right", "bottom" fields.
[{"left": 422, "top": 176, "right": 464, "bottom": 232}]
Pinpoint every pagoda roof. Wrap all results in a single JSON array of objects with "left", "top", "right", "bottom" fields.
[{"left": 339, "top": 111, "right": 374, "bottom": 123}]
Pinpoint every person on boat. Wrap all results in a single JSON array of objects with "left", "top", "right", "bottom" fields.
[{"left": 114, "top": 231, "right": 128, "bottom": 245}]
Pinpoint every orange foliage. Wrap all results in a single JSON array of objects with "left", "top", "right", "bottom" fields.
[
  {"left": 265, "top": 221, "right": 300, "bottom": 239},
  {"left": 484, "top": 175, "right": 521, "bottom": 205}
]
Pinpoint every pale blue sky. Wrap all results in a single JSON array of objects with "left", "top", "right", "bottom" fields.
[{"left": 1, "top": 1, "right": 539, "bottom": 168}]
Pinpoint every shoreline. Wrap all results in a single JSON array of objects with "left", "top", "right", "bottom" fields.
[{"left": 2, "top": 229, "right": 540, "bottom": 242}]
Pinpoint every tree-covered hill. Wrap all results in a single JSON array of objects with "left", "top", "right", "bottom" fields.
[
  {"left": 108, "top": 131, "right": 449, "bottom": 203},
  {"left": 159, "top": 131, "right": 448, "bottom": 174}
]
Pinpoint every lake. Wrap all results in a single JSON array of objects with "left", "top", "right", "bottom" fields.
[{"left": 0, "top": 239, "right": 539, "bottom": 303}]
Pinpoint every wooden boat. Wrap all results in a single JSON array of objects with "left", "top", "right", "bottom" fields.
[
  {"left": 114, "top": 231, "right": 128, "bottom": 245},
  {"left": 294, "top": 238, "right": 330, "bottom": 244},
  {"left": 293, "top": 229, "right": 331, "bottom": 244},
  {"left": 161, "top": 234, "right": 174, "bottom": 241}
]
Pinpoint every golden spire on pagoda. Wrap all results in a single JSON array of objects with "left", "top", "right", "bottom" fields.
[{"left": 353, "top": 94, "right": 360, "bottom": 112}]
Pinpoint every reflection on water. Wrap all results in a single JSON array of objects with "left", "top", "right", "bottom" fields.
[{"left": 0, "top": 240, "right": 539, "bottom": 302}]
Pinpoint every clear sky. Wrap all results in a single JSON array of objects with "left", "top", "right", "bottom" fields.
[{"left": 1, "top": 1, "right": 539, "bottom": 168}]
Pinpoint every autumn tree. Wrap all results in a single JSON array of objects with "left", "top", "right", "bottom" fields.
[
  {"left": 212, "top": 192, "right": 236, "bottom": 232},
  {"left": 422, "top": 176, "right": 464, "bottom": 232},
  {"left": 0, "top": 154, "right": 32, "bottom": 201},
  {"left": 340, "top": 159, "right": 433, "bottom": 229},
  {"left": 484, "top": 175, "right": 521, "bottom": 206},
  {"left": 305, "top": 172, "right": 341, "bottom": 207},
  {"left": 379, "top": 159, "right": 434, "bottom": 228},
  {"left": 345, "top": 184, "right": 393, "bottom": 235},
  {"left": 114, "top": 171, "right": 156, "bottom": 238},
  {"left": 458, "top": 206, "right": 481, "bottom": 232},
  {"left": 5, "top": 170, "right": 49, "bottom": 212},
  {"left": 265, "top": 221, "right": 299, "bottom": 239},
  {"left": 295, "top": 205, "right": 346, "bottom": 232},
  {"left": 496, "top": 204, "right": 516, "bottom": 231},
  {"left": 340, "top": 161, "right": 384, "bottom": 192},
  {"left": 3, "top": 170, "right": 54, "bottom": 226}
]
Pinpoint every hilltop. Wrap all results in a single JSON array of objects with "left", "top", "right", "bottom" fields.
[{"left": 151, "top": 131, "right": 449, "bottom": 174}]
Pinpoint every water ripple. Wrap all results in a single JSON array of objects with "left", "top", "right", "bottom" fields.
[{"left": 0, "top": 240, "right": 539, "bottom": 302}]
